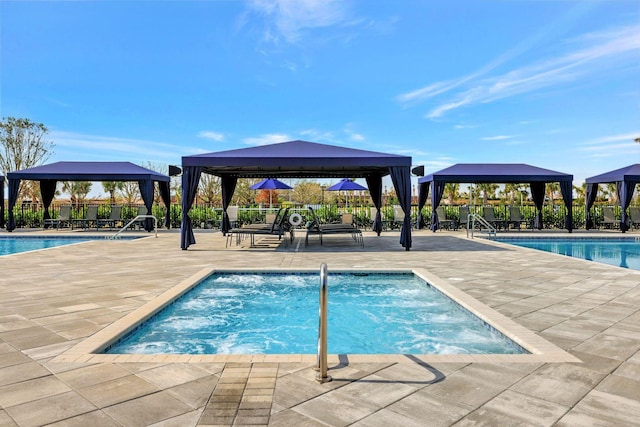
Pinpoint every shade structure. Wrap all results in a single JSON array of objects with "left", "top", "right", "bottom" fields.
[
  {"left": 180, "top": 140, "right": 413, "bottom": 250},
  {"left": 585, "top": 164, "right": 640, "bottom": 232},
  {"left": 326, "top": 178, "right": 368, "bottom": 208},
  {"left": 417, "top": 163, "right": 573, "bottom": 232},
  {"left": 249, "top": 178, "right": 292, "bottom": 207},
  {"left": 6, "top": 161, "right": 171, "bottom": 231}
]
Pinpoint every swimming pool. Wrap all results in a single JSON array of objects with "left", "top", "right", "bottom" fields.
[
  {"left": 495, "top": 237, "right": 640, "bottom": 271},
  {"left": 105, "top": 271, "right": 527, "bottom": 355},
  {"left": 0, "top": 236, "right": 93, "bottom": 256},
  {"left": 0, "top": 235, "right": 141, "bottom": 256}
]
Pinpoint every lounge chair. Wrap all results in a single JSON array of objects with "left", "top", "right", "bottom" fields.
[
  {"left": 435, "top": 206, "right": 453, "bottom": 231},
  {"left": 600, "top": 207, "right": 618, "bottom": 229},
  {"left": 507, "top": 206, "right": 527, "bottom": 230},
  {"left": 305, "top": 207, "right": 363, "bottom": 247},
  {"left": 44, "top": 205, "right": 72, "bottom": 230},
  {"left": 457, "top": 206, "right": 470, "bottom": 230},
  {"left": 226, "top": 207, "right": 293, "bottom": 247},
  {"left": 390, "top": 205, "right": 405, "bottom": 230},
  {"left": 97, "top": 205, "right": 123, "bottom": 230},
  {"left": 72, "top": 205, "right": 98, "bottom": 230},
  {"left": 482, "top": 206, "right": 505, "bottom": 230},
  {"left": 132, "top": 206, "right": 149, "bottom": 230},
  {"left": 629, "top": 207, "right": 640, "bottom": 230}
]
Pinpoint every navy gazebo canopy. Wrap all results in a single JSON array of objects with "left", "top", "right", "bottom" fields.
[
  {"left": 180, "top": 140, "right": 413, "bottom": 250},
  {"left": 585, "top": 164, "right": 640, "bottom": 232},
  {"left": 417, "top": 163, "right": 574, "bottom": 231},
  {"left": 6, "top": 161, "right": 171, "bottom": 231}
]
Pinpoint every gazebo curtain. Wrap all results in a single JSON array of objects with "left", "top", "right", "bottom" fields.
[
  {"left": 389, "top": 166, "right": 412, "bottom": 250},
  {"left": 429, "top": 181, "right": 446, "bottom": 231},
  {"left": 585, "top": 183, "right": 598, "bottom": 230},
  {"left": 530, "top": 182, "right": 545, "bottom": 230},
  {"left": 40, "top": 180, "right": 57, "bottom": 228},
  {"left": 158, "top": 181, "right": 171, "bottom": 229},
  {"left": 365, "top": 174, "right": 383, "bottom": 236},
  {"left": 416, "top": 183, "right": 429, "bottom": 229},
  {"left": 180, "top": 166, "right": 202, "bottom": 249},
  {"left": 0, "top": 178, "right": 5, "bottom": 229},
  {"left": 559, "top": 180, "right": 573, "bottom": 232},
  {"left": 138, "top": 180, "right": 155, "bottom": 231},
  {"left": 6, "top": 179, "right": 21, "bottom": 231},
  {"left": 618, "top": 180, "right": 635, "bottom": 232},
  {"left": 220, "top": 176, "right": 238, "bottom": 235}
]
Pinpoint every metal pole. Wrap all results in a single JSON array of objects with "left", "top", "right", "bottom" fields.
[{"left": 316, "top": 263, "right": 331, "bottom": 383}]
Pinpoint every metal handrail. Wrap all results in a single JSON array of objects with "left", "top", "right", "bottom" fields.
[
  {"left": 466, "top": 213, "right": 496, "bottom": 239},
  {"left": 109, "top": 215, "right": 158, "bottom": 240},
  {"left": 316, "top": 263, "right": 331, "bottom": 383}
]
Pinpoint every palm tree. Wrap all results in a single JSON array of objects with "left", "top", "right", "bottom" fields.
[
  {"left": 546, "top": 182, "right": 560, "bottom": 204},
  {"left": 573, "top": 183, "right": 587, "bottom": 204},
  {"left": 102, "top": 181, "right": 124, "bottom": 205},
  {"left": 477, "top": 183, "right": 498, "bottom": 205},
  {"left": 62, "top": 181, "right": 92, "bottom": 209},
  {"left": 444, "top": 183, "right": 460, "bottom": 205}
]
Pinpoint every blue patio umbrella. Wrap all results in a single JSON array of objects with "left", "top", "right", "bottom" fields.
[
  {"left": 327, "top": 178, "right": 368, "bottom": 208},
  {"left": 250, "top": 178, "right": 292, "bottom": 206}
]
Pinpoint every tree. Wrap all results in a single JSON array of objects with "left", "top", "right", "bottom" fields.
[
  {"left": 198, "top": 174, "right": 221, "bottom": 205},
  {"left": 546, "top": 182, "right": 561, "bottom": 204},
  {"left": 121, "top": 181, "right": 141, "bottom": 205},
  {"left": 477, "top": 183, "right": 498, "bottom": 205},
  {"left": 0, "top": 117, "right": 55, "bottom": 199},
  {"left": 444, "top": 183, "right": 459, "bottom": 205},
  {"left": 293, "top": 180, "right": 322, "bottom": 205},
  {"left": 62, "top": 181, "right": 92, "bottom": 209},
  {"left": 103, "top": 181, "right": 124, "bottom": 205}
]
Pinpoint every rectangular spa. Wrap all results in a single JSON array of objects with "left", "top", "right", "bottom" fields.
[{"left": 104, "top": 270, "right": 527, "bottom": 355}]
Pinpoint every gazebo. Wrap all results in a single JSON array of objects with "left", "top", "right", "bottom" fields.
[
  {"left": 417, "top": 163, "right": 574, "bottom": 231},
  {"left": 180, "top": 140, "right": 413, "bottom": 250},
  {"left": 585, "top": 164, "right": 640, "bottom": 232},
  {"left": 6, "top": 162, "right": 171, "bottom": 231}
]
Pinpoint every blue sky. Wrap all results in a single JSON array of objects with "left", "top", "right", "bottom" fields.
[{"left": 2, "top": 0, "right": 639, "bottom": 190}]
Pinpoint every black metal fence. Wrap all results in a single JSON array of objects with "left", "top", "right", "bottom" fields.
[{"left": 1, "top": 201, "right": 631, "bottom": 230}]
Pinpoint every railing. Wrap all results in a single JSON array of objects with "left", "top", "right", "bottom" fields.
[
  {"left": 466, "top": 213, "right": 496, "bottom": 239},
  {"left": 109, "top": 215, "right": 158, "bottom": 240},
  {"left": 316, "top": 263, "right": 331, "bottom": 383}
]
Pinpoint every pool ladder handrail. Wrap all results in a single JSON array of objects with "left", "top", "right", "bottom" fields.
[
  {"left": 316, "top": 263, "right": 332, "bottom": 383},
  {"left": 466, "top": 213, "right": 496, "bottom": 239},
  {"left": 109, "top": 215, "right": 158, "bottom": 240}
]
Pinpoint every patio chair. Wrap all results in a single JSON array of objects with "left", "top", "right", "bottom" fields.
[
  {"left": 482, "top": 206, "right": 505, "bottom": 230},
  {"left": 97, "top": 205, "right": 123, "bottom": 230},
  {"left": 132, "top": 206, "right": 149, "bottom": 230},
  {"left": 507, "top": 206, "right": 527, "bottom": 230},
  {"left": 600, "top": 207, "right": 618, "bottom": 229},
  {"left": 226, "top": 208, "right": 293, "bottom": 247},
  {"left": 305, "top": 207, "right": 363, "bottom": 247},
  {"left": 457, "top": 206, "right": 470, "bottom": 230},
  {"left": 72, "top": 205, "right": 98, "bottom": 230},
  {"left": 629, "top": 207, "right": 640, "bottom": 230},
  {"left": 43, "top": 205, "right": 72, "bottom": 230},
  {"left": 390, "top": 205, "right": 405, "bottom": 230},
  {"left": 369, "top": 207, "right": 386, "bottom": 231},
  {"left": 435, "top": 206, "right": 453, "bottom": 231}
]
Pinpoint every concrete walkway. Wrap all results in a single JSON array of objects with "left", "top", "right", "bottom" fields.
[{"left": 0, "top": 229, "right": 639, "bottom": 426}]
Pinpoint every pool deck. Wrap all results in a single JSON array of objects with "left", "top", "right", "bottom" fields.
[{"left": 0, "top": 228, "right": 639, "bottom": 426}]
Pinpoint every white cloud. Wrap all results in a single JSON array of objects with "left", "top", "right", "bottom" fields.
[
  {"left": 243, "top": 133, "right": 291, "bottom": 146},
  {"left": 49, "top": 130, "right": 201, "bottom": 163},
  {"left": 246, "top": 0, "right": 349, "bottom": 44},
  {"left": 582, "top": 132, "right": 639, "bottom": 145},
  {"left": 481, "top": 135, "right": 516, "bottom": 141},
  {"left": 401, "top": 24, "right": 640, "bottom": 119},
  {"left": 198, "top": 131, "right": 224, "bottom": 141}
]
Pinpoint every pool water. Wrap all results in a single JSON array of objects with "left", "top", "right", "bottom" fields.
[
  {"left": 106, "top": 272, "right": 526, "bottom": 355},
  {"left": 496, "top": 238, "right": 640, "bottom": 271},
  {"left": 0, "top": 237, "right": 92, "bottom": 256}
]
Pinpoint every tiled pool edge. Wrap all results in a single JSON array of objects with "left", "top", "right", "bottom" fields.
[{"left": 53, "top": 266, "right": 580, "bottom": 364}]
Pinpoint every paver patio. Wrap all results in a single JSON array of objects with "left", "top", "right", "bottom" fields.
[{"left": 0, "top": 228, "right": 639, "bottom": 426}]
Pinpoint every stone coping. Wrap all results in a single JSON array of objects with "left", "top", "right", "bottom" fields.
[{"left": 54, "top": 266, "right": 579, "bottom": 365}]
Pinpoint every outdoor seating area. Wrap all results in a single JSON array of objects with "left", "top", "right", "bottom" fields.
[{"left": 305, "top": 206, "right": 364, "bottom": 247}]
